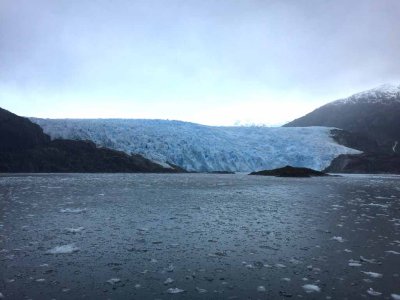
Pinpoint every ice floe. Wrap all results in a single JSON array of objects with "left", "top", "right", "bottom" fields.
[
  {"left": 257, "top": 285, "right": 266, "bottom": 292},
  {"left": 167, "top": 288, "right": 185, "bottom": 294},
  {"left": 164, "top": 278, "right": 174, "bottom": 285},
  {"left": 65, "top": 227, "right": 84, "bottom": 233},
  {"left": 302, "top": 284, "right": 321, "bottom": 293},
  {"left": 47, "top": 244, "right": 79, "bottom": 254},
  {"left": 361, "top": 271, "right": 383, "bottom": 278},
  {"left": 367, "top": 288, "right": 382, "bottom": 296},
  {"left": 332, "top": 236, "right": 345, "bottom": 242},
  {"left": 106, "top": 278, "right": 121, "bottom": 285},
  {"left": 59, "top": 208, "right": 87, "bottom": 213},
  {"left": 195, "top": 287, "right": 207, "bottom": 293}
]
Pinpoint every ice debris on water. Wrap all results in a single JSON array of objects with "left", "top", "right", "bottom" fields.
[
  {"left": 391, "top": 294, "right": 400, "bottom": 300},
  {"left": 59, "top": 208, "right": 86, "bottom": 213},
  {"left": 166, "top": 264, "right": 175, "bottom": 272},
  {"left": 348, "top": 259, "right": 362, "bottom": 267},
  {"left": 302, "top": 284, "right": 321, "bottom": 293},
  {"left": 47, "top": 244, "right": 79, "bottom": 254},
  {"left": 332, "top": 236, "right": 345, "bottom": 242},
  {"left": 367, "top": 288, "right": 382, "bottom": 296},
  {"left": 164, "top": 278, "right": 174, "bottom": 285},
  {"left": 196, "top": 287, "right": 207, "bottom": 293},
  {"left": 65, "top": 227, "right": 84, "bottom": 233},
  {"left": 257, "top": 286, "right": 266, "bottom": 292},
  {"left": 360, "top": 256, "right": 380, "bottom": 264},
  {"left": 386, "top": 250, "right": 400, "bottom": 255},
  {"left": 361, "top": 271, "right": 383, "bottom": 278},
  {"left": 167, "top": 288, "right": 185, "bottom": 294},
  {"left": 106, "top": 278, "right": 121, "bottom": 285}
]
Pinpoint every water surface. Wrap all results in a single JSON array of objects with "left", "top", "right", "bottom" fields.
[{"left": 1, "top": 173, "right": 399, "bottom": 299}]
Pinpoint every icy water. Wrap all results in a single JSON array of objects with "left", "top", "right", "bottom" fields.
[{"left": 1, "top": 174, "right": 400, "bottom": 300}]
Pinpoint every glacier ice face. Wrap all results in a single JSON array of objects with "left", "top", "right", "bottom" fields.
[{"left": 31, "top": 118, "right": 360, "bottom": 172}]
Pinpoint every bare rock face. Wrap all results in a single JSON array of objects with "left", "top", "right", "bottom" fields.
[{"left": 324, "top": 153, "right": 400, "bottom": 174}]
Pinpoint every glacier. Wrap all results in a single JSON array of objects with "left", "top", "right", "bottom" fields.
[{"left": 31, "top": 118, "right": 361, "bottom": 172}]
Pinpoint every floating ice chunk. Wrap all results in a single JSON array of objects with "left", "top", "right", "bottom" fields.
[
  {"left": 391, "top": 294, "right": 400, "bottom": 300},
  {"left": 60, "top": 208, "right": 86, "bottom": 213},
  {"left": 164, "top": 278, "right": 174, "bottom": 285},
  {"left": 349, "top": 261, "right": 362, "bottom": 267},
  {"left": 361, "top": 271, "right": 383, "bottom": 278},
  {"left": 134, "top": 284, "right": 141, "bottom": 289},
  {"left": 367, "top": 288, "right": 382, "bottom": 296},
  {"left": 282, "top": 278, "right": 291, "bottom": 282},
  {"left": 365, "top": 203, "right": 389, "bottom": 208},
  {"left": 65, "top": 227, "right": 84, "bottom": 233},
  {"left": 166, "top": 264, "right": 174, "bottom": 272},
  {"left": 0, "top": 292, "right": 3, "bottom": 299},
  {"left": 303, "top": 284, "right": 321, "bottom": 293},
  {"left": 196, "top": 287, "right": 207, "bottom": 293},
  {"left": 332, "top": 236, "right": 345, "bottom": 242},
  {"left": 289, "top": 258, "right": 301, "bottom": 264},
  {"left": 106, "top": 278, "right": 121, "bottom": 285},
  {"left": 275, "top": 263, "right": 286, "bottom": 268},
  {"left": 360, "top": 256, "right": 380, "bottom": 264},
  {"left": 167, "top": 288, "right": 185, "bottom": 294},
  {"left": 386, "top": 250, "right": 400, "bottom": 255},
  {"left": 344, "top": 249, "right": 352, "bottom": 253},
  {"left": 47, "top": 244, "right": 79, "bottom": 254},
  {"left": 257, "top": 286, "right": 266, "bottom": 292}
]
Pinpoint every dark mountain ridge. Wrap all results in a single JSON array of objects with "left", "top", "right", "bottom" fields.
[
  {"left": 0, "top": 107, "right": 180, "bottom": 173},
  {"left": 285, "top": 84, "right": 400, "bottom": 154}
]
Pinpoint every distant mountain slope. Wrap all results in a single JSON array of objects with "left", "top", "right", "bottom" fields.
[
  {"left": 31, "top": 118, "right": 360, "bottom": 172},
  {"left": 0, "top": 107, "right": 50, "bottom": 151},
  {"left": 285, "top": 84, "right": 400, "bottom": 153},
  {"left": 0, "top": 108, "right": 176, "bottom": 173}
]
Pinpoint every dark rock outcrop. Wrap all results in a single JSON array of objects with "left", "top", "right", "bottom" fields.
[
  {"left": 249, "top": 165, "right": 328, "bottom": 177},
  {"left": 330, "top": 129, "right": 379, "bottom": 153},
  {"left": 0, "top": 107, "right": 181, "bottom": 173},
  {"left": 324, "top": 153, "right": 400, "bottom": 174}
]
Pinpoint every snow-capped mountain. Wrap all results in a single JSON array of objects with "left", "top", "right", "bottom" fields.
[
  {"left": 285, "top": 84, "right": 400, "bottom": 153},
  {"left": 331, "top": 84, "right": 400, "bottom": 105},
  {"left": 31, "top": 118, "right": 360, "bottom": 172}
]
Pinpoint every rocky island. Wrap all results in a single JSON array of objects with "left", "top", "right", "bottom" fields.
[{"left": 249, "top": 165, "right": 329, "bottom": 177}]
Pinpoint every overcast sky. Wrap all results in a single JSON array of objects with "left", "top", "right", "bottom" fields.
[{"left": 1, "top": 0, "right": 399, "bottom": 125}]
